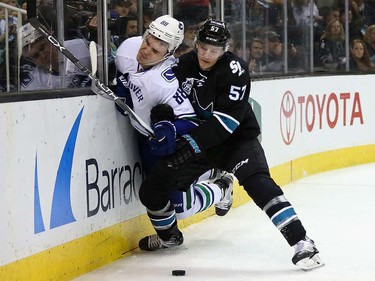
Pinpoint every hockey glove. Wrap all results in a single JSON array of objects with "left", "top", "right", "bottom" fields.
[
  {"left": 150, "top": 103, "right": 176, "bottom": 124},
  {"left": 148, "top": 121, "right": 177, "bottom": 155},
  {"left": 166, "top": 134, "right": 204, "bottom": 169}
]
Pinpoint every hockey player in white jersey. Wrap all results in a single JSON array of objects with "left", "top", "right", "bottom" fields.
[
  {"left": 20, "top": 23, "right": 91, "bottom": 90},
  {"left": 115, "top": 15, "right": 234, "bottom": 226}
]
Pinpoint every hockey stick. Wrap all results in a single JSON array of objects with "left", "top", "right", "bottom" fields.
[
  {"left": 89, "top": 41, "right": 97, "bottom": 78},
  {"left": 26, "top": 0, "right": 155, "bottom": 138},
  {"left": 89, "top": 41, "right": 115, "bottom": 101}
]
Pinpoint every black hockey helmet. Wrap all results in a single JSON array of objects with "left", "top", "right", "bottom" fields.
[{"left": 196, "top": 19, "right": 231, "bottom": 50}]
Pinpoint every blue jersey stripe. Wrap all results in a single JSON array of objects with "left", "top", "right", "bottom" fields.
[
  {"left": 271, "top": 206, "right": 297, "bottom": 228},
  {"left": 213, "top": 111, "right": 239, "bottom": 133},
  {"left": 150, "top": 212, "right": 176, "bottom": 229}
]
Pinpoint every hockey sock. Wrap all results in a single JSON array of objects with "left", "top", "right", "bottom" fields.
[
  {"left": 172, "top": 181, "right": 222, "bottom": 220},
  {"left": 147, "top": 201, "right": 178, "bottom": 241},
  {"left": 263, "top": 195, "right": 306, "bottom": 246}
]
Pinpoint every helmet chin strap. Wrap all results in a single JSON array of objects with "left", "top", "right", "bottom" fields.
[{"left": 139, "top": 52, "right": 173, "bottom": 68}]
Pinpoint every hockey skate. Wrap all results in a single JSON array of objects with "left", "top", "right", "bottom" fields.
[
  {"left": 138, "top": 233, "right": 184, "bottom": 251},
  {"left": 214, "top": 172, "right": 234, "bottom": 216},
  {"left": 292, "top": 236, "right": 324, "bottom": 270}
]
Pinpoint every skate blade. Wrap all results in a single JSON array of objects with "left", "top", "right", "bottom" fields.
[{"left": 296, "top": 254, "right": 324, "bottom": 271}]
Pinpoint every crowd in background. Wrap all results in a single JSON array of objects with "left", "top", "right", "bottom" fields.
[
  {"left": 1, "top": 0, "right": 375, "bottom": 92},
  {"left": 226, "top": 0, "right": 375, "bottom": 75}
]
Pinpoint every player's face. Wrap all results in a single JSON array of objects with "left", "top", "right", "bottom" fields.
[
  {"left": 137, "top": 34, "right": 169, "bottom": 68},
  {"left": 196, "top": 42, "right": 224, "bottom": 71},
  {"left": 23, "top": 37, "right": 59, "bottom": 72}
]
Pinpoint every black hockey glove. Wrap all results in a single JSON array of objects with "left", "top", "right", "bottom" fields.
[
  {"left": 150, "top": 103, "right": 176, "bottom": 124},
  {"left": 166, "top": 134, "right": 204, "bottom": 169}
]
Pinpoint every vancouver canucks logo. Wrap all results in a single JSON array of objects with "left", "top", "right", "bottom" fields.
[{"left": 162, "top": 68, "right": 176, "bottom": 82}]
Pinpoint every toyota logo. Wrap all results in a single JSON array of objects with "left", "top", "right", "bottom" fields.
[{"left": 280, "top": 91, "right": 297, "bottom": 145}]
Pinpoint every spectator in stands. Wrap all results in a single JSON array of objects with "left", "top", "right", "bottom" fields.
[
  {"left": 338, "top": 0, "right": 365, "bottom": 26},
  {"left": 110, "top": 0, "right": 133, "bottom": 19},
  {"left": 110, "top": 0, "right": 157, "bottom": 32},
  {"left": 143, "top": 0, "right": 157, "bottom": 30},
  {"left": 183, "top": 22, "right": 198, "bottom": 48},
  {"left": 364, "top": 24, "right": 375, "bottom": 63},
  {"left": 111, "top": 14, "right": 138, "bottom": 47},
  {"left": 127, "top": 0, "right": 138, "bottom": 15},
  {"left": 339, "top": 5, "right": 365, "bottom": 42},
  {"left": 20, "top": 23, "right": 91, "bottom": 91},
  {"left": 314, "top": 6, "right": 340, "bottom": 47},
  {"left": 0, "top": 0, "right": 17, "bottom": 44},
  {"left": 122, "top": 14, "right": 138, "bottom": 37},
  {"left": 342, "top": 39, "right": 375, "bottom": 71},
  {"left": 233, "top": 41, "right": 250, "bottom": 62},
  {"left": 260, "top": 30, "right": 301, "bottom": 73},
  {"left": 248, "top": 37, "right": 264, "bottom": 75},
  {"left": 316, "top": 19, "right": 346, "bottom": 69},
  {"left": 247, "top": 0, "right": 268, "bottom": 28},
  {"left": 292, "top": 0, "right": 322, "bottom": 27},
  {"left": 176, "top": 0, "right": 210, "bottom": 23},
  {"left": 174, "top": 41, "right": 192, "bottom": 57},
  {"left": 363, "top": 0, "right": 375, "bottom": 25},
  {"left": 354, "top": 0, "right": 365, "bottom": 17},
  {"left": 174, "top": 21, "right": 199, "bottom": 57},
  {"left": 267, "top": 0, "right": 287, "bottom": 30},
  {"left": 0, "top": 0, "right": 17, "bottom": 35},
  {"left": 259, "top": 30, "right": 281, "bottom": 72}
]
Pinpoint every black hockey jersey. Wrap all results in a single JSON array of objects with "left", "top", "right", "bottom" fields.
[{"left": 172, "top": 51, "right": 261, "bottom": 150}]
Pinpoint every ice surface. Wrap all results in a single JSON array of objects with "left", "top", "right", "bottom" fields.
[{"left": 73, "top": 163, "right": 375, "bottom": 281}]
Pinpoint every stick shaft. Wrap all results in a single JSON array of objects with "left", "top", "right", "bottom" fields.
[{"left": 26, "top": 0, "right": 154, "bottom": 137}]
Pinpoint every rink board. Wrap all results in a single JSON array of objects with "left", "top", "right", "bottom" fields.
[{"left": 1, "top": 74, "right": 375, "bottom": 280}]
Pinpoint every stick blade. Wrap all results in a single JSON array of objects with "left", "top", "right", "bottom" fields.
[{"left": 89, "top": 41, "right": 98, "bottom": 77}]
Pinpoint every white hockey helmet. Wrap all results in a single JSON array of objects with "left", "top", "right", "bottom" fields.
[
  {"left": 147, "top": 15, "right": 184, "bottom": 54},
  {"left": 21, "top": 23, "right": 43, "bottom": 48}
]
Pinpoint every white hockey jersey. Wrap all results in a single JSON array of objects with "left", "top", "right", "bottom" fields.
[
  {"left": 116, "top": 36, "right": 196, "bottom": 136},
  {"left": 21, "top": 39, "right": 91, "bottom": 91}
]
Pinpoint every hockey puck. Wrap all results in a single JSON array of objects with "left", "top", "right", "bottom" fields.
[{"left": 172, "top": 270, "right": 186, "bottom": 276}]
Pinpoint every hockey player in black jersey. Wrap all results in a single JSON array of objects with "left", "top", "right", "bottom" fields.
[{"left": 138, "top": 18, "right": 324, "bottom": 271}]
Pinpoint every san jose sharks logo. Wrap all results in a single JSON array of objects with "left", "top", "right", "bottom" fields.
[
  {"left": 193, "top": 90, "right": 214, "bottom": 118},
  {"left": 181, "top": 75, "right": 213, "bottom": 118}
]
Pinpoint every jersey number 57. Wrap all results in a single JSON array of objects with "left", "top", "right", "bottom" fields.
[{"left": 229, "top": 85, "right": 246, "bottom": 101}]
